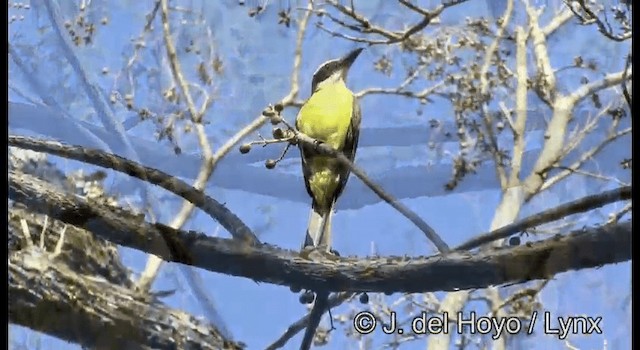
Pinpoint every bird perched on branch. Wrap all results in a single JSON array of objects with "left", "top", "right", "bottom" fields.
[{"left": 296, "top": 47, "right": 363, "bottom": 254}]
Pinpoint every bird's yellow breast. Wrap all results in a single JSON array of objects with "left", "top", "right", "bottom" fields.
[
  {"left": 296, "top": 82, "right": 353, "bottom": 150},
  {"left": 297, "top": 81, "right": 354, "bottom": 208}
]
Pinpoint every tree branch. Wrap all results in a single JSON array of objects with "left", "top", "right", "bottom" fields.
[
  {"left": 9, "top": 248, "right": 243, "bottom": 350},
  {"left": 479, "top": 0, "right": 514, "bottom": 190},
  {"left": 567, "top": 69, "right": 631, "bottom": 105},
  {"left": 299, "top": 290, "right": 329, "bottom": 350},
  {"left": 266, "top": 293, "right": 354, "bottom": 350},
  {"left": 526, "top": 0, "right": 557, "bottom": 103},
  {"left": 139, "top": 0, "right": 218, "bottom": 292},
  {"left": 9, "top": 170, "right": 630, "bottom": 293},
  {"left": 9, "top": 135, "right": 259, "bottom": 245},
  {"left": 570, "top": 0, "right": 632, "bottom": 42},
  {"left": 320, "top": 0, "right": 469, "bottom": 46},
  {"left": 509, "top": 26, "right": 529, "bottom": 185},
  {"left": 455, "top": 186, "right": 631, "bottom": 250}
]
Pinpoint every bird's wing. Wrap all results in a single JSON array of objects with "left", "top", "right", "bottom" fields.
[
  {"left": 333, "top": 95, "right": 361, "bottom": 200},
  {"left": 296, "top": 113, "right": 315, "bottom": 201}
]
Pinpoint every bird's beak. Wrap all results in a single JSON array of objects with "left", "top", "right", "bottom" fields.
[{"left": 340, "top": 47, "right": 364, "bottom": 70}]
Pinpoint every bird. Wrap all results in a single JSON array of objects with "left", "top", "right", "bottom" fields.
[{"left": 295, "top": 47, "right": 363, "bottom": 254}]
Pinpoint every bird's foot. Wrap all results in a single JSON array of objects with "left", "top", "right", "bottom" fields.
[
  {"left": 312, "top": 139, "right": 324, "bottom": 151},
  {"left": 300, "top": 245, "right": 341, "bottom": 261}
]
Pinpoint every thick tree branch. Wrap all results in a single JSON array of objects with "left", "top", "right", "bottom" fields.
[
  {"left": 9, "top": 170, "right": 630, "bottom": 294},
  {"left": 9, "top": 248, "right": 243, "bottom": 350},
  {"left": 9, "top": 208, "right": 131, "bottom": 287}
]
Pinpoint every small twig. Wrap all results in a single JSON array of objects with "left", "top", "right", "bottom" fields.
[
  {"left": 249, "top": 135, "right": 294, "bottom": 147},
  {"left": 274, "top": 143, "right": 293, "bottom": 163},
  {"left": 479, "top": 0, "right": 514, "bottom": 190},
  {"left": 541, "top": 126, "right": 631, "bottom": 193},
  {"left": 455, "top": 186, "right": 631, "bottom": 251},
  {"left": 606, "top": 202, "right": 631, "bottom": 225},
  {"left": 52, "top": 224, "right": 67, "bottom": 258},
  {"left": 316, "top": 23, "right": 387, "bottom": 45},
  {"left": 496, "top": 280, "right": 549, "bottom": 314},
  {"left": 207, "top": 0, "right": 312, "bottom": 171},
  {"left": 322, "top": 0, "right": 468, "bottom": 46},
  {"left": 266, "top": 293, "right": 354, "bottom": 350},
  {"left": 550, "top": 166, "right": 629, "bottom": 187},
  {"left": 39, "top": 215, "right": 49, "bottom": 249},
  {"left": 20, "top": 218, "right": 33, "bottom": 247},
  {"left": 570, "top": 0, "right": 632, "bottom": 41},
  {"left": 354, "top": 69, "right": 446, "bottom": 99}
]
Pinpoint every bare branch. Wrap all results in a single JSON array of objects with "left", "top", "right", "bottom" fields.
[
  {"left": 321, "top": 0, "right": 469, "bottom": 46},
  {"left": 9, "top": 170, "right": 631, "bottom": 293},
  {"left": 41, "top": 0, "right": 139, "bottom": 161},
  {"left": 8, "top": 136, "right": 259, "bottom": 245},
  {"left": 479, "top": 0, "right": 514, "bottom": 190},
  {"left": 622, "top": 52, "right": 632, "bottom": 111},
  {"left": 567, "top": 69, "right": 631, "bottom": 105},
  {"left": 542, "top": 9, "right": 575, "bottom": 37},
  {"left": 455, "top": 186, "right": 631, "bottom": 251},
  {"left": 207, "top": 0, "right": 313, "bottom": 171},
  {"left": 526, "top": 0, "right": 557, "bottom": 103},
  {"left": 522, "top": 95, "right": 573, "bottom": 197},
  {"left": 606, "top": 202, "right": 632, "bottom": 225},
  {"left": 9, "top": 248, "right": 243, "bottom": 350},
  {"left": 266, "top": 293, "right": 354, "bottom": 350},
  {"left": 138, "top": 0, "right": 219, "bottom": 291},
  {"left": 570, "top": 0, "right": 632, "bottom": 42},
  {"left": 509, "top": 26, "right": 529, "bottom": 185},
  {"left": 540, "top": 127, "right": 631, "bottom": 192},
  {"left": 355, "top": 76, "right": 446, "bottom": 100},
  {"left": 160, "top": 0, "right": 201, "bottom": 124},
  {"left": 299, "top": 291, "right": 329, "bottom": 350}
]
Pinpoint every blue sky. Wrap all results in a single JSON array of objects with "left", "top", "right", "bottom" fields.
[{"left": 9, "top": 0, "right": 631, "bottom": 349}]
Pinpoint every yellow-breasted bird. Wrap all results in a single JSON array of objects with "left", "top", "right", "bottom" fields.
[{"left": 296, "top": 47, "right": 363, "bottom": 253}]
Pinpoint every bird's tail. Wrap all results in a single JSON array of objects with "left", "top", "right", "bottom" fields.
[{"left": 302, "top": 202, "right": 334, "bottom": 252}]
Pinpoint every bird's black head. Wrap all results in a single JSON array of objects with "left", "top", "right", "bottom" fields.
[{"left": 311, "top": 48, "right": 364, "bottom": 92}]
